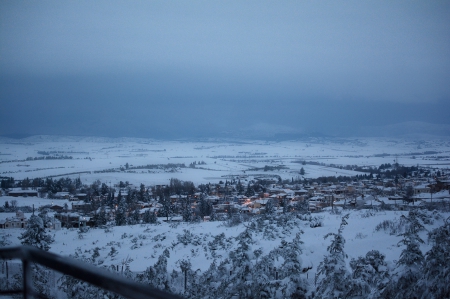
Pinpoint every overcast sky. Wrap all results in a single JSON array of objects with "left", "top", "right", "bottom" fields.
[{"left": 1, "top": 1, "right": 449, "bottom": 139}]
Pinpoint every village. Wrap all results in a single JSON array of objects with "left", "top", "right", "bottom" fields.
[{"left": 1, "top": 167, "right": 449, "bottom": 230}]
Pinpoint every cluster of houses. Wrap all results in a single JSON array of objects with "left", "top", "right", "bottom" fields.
[
  {"left": 0, "top": 209, "right": 61, "bottom": 230},
  {"left": 0, "top": 210, "right": 28, "bottom": 229},
  {"left": 58, "top": 175, "right": 450, "bottom": 226},
  {"left": 1, "top": 174, "right": 449, "bottom": 229}
]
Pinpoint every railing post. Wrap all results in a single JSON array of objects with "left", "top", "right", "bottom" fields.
[{"left": 22, "top": 258, "right": 33, "bottom": 299}]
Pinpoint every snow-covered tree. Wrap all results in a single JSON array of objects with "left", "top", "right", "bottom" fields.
[
  {"left": 265, "top": 198, "right": 276, "bottom": 216},
  {"left": 114, "top": 205, "right": 126, "bottom": 226},
  {"left": 198, "top": 195, "right": 212, "bottom": 218},
  {"left": 193, "top": 260, "right": 220, "bottom": 298},
  {"left": 19, "top": 214, "right": 54, "bottom": 251},
  {"left": 228, "top": 228, "right": 255, "bottom": 297},
  {"left": 316, "top": 214, "right": 352, "bottom": 298},
  {"left": 142, "top": 209, "right": 158, "bottom": 224},
  {"left": 415, "top": 216, "right": 450, "bottom": 298},
  {"left": 295, "top": 198, "right": 309, "bottom": 214},
  {"left": 17, "top": 214, "right": 55, "bottom": 297},
  {"left": 282, "top": 197, "right": 290, "bottom": 214},
  {"left": 180, "top": 196, "right": 193, "bottom": 222},
  {"left": 383, "top": 210, "right": 425, "bottom": 298},
  {"left": 245, "top": 182, "right": 255, "bottom": 197},
  {"left": 349, "top": 250, "right": 390, "bottom": 298},
  {"left": 95, "top": 207, "right": 108, "bottom": 227},
  {"left": 249, "top": 252, "right": 279, "bottom": 298},
  {"left": 147, "top": 249, "right": 171, "bottom": 292},
  {"left": 159, "top": 195, "right": 174, "bottom": 221},
  {"left": 127, "top": 208, "right": 141, "bottom": 225},
  {"left": 278, "top": 232, "right": 309, "bottom": 298}
]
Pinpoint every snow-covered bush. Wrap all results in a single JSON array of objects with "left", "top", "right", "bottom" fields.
[
  {"left": 152, "top": 233, "right": 166, "bottom": 242},
  {"left": 309, "top": 216, "right": 324, "bottom": 228},
  {"left": 172, "top": 229, "right": 202, "bottom": 247},
  {"left": 374, "top": 218, "right": 407, "bottom": 235},
  {"left": 355, "top": 232, "right": 368, "bottom": 239},
  {"left": 207, "top": 232, "right": 232, "bottom": 252},
  {"left": 297, "top": 214, "right": 324, "bottom": 228}
]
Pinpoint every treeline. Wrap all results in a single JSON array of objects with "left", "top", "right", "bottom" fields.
[
  {"left": 37, "top": 150, "right": 87, "bottom": 155},
  {"left": 26, "top": 155, "right": 73, "bottom": 161},
  {"left": 123, "top": 163, "right": 186, "bottom": 171},
  {"left": 298, "top": 160, "right": 424, "bottom": 179}
]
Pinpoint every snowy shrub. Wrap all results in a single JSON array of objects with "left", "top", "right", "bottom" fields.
[
  {"left": 296, "top": 213, "right": 312, "bottom": 222},
  {"left": 152, "top": 233, "right": 166, "bottom": 242},
  {"left": 130, "top": 237, "right": 139, "bottom": 249},
  {"left": 374, "top": 218, "right": 406, "bottom": 235},
  {"left": 207, "top": 232, "right": 232, "bottom": 251},
  {"left": 412, "top": 208, "right": 439, "bottom": 225},
  {"left": 355, "top": 232, "right": 368, "bottom": 239},
  {"left": 108, "top": 246, "right": 118, "bottom": 258},
  {"left": 263, "top": 223, "right": 279, "bottom": 240},
  {"left": 191, "top": 248, "right": 199, "bottom": 257},
  {"left": 121, "top": 232, "right": 128, "bottom": 239},
  {"left": 297, "top": 214, "right": 324, "bottom": 228},
  {"left": 91, "top": 247, "right": 100, "bottom": 262},
  {"left": 173, "top": 229, "right": 202, "bottom": 247},
  {"left": 330, "top": 207, "right": 342, "bottom": 215},
  {"left": 309, "top": 216, "right": 324, "bottom": 228},
  {"left": 106, "top": 240, "right": 121, "bottom": 248},
  {"left": 79, "top": 226, "right": 89, "bottom": 234},
  {"left": 310, "top": 219, "right": 323, "bottom": 228},
  {"left": 103, "top": 224, "right": 114, "bottom": 233},
  {"left": 361, "top": 209, "right": 377, "bottom": 218},
  {"left": 169, "top": 221, "right": 180, "bottom": 229},
  {"left": 0, "top": 233, "right": 12, "bottom": 247},
  {"left": 275, "top": 213, "right": 301, "bottom": 230}
]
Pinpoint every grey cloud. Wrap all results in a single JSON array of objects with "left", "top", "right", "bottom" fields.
[{"left": 1, "top": 1, "right": 449, "bottom": 139}]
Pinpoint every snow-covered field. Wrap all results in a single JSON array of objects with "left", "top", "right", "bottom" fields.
[{"left": 1, "top": 135, "right": 449, "bottom": 186}]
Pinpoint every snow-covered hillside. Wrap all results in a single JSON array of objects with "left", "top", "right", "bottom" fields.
[{"left": 1, "top": 205, "right": 449, "bottom": 298}]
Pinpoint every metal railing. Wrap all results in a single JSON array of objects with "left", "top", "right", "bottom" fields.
[{"left": 0, "top": 245, "right": 184, "bottom": 299}]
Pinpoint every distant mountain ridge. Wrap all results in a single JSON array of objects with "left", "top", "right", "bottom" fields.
[
  {"left": 358, "top": 121, "right": 450, "bottom": 138},
  {"left": 1, "top": 121, "right": 449, "bottom": 141}
]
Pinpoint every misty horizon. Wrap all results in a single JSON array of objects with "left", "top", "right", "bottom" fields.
[{"left": 1, "top": 1, "right": 449, "bottom": 139}]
